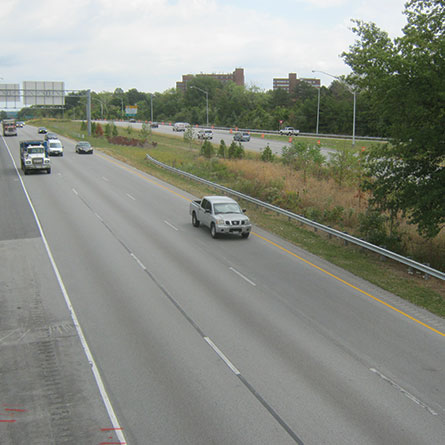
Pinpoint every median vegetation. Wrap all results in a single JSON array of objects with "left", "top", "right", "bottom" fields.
[{"left": 31, "top": 118, "right": 445, "bottom": 318}]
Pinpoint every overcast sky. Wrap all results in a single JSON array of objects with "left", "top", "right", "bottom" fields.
[{"left": 1, "top": 0, "right": 407, "bottom": 97}]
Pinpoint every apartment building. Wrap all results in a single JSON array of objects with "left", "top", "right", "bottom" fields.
[
  {"left": 273, "top": 73, "right": 320, "bottom": 92},
  {"left": 176, "top": 68, "right": 245, "bottom": 91}
]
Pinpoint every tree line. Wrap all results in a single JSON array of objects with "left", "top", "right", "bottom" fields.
[{"left": 19, "top": 78, "right": 386, "bottom": 139}]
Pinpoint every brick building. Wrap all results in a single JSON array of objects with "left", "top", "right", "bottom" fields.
[
  {"left": 273, "top": 73, "right": 320, "bottom": 93},
  {"left": 176, "top": 68, "right": 245, "bottom": 91}
]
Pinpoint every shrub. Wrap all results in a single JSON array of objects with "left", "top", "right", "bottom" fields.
[
  {"left": 261, "top": 144, "right": 274, "bottom": 162},
  {"left": 200, "top": 140, "right": 214, "bottom": 158},
  {"left": 228, "top": 141, "right": 237, "bottom": 159},
  {"left": 218, "top": 139, "right": 227, "bottom": 158},
  {"left": 235, "top": 143, "right": 245, "bottom": 159},
  {"left": 95, "top": 123, "right": 104, "bottom": 137},
  {"left": 105, "top": 123, "right": 112, "bottom": 138},
  {"left": 358, "top": 209, "right": 403, "bottom": 251}
]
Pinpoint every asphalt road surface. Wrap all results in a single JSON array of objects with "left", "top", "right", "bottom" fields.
[{"left": 1, "top": 125, "right": 444, "bottom": 444}]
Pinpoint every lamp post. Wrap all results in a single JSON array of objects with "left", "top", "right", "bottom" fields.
[
  {"left": 189, "top": 86, "right": 209, "bottom": 127},
  {"left": 311, "top": 71, "right": 321, "bottom": 135},
  {"left": 312, "top": 70, "right": 356, "bottom": 146}
]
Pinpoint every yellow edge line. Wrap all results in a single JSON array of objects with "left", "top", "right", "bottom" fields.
[{"left": 99, "top": 152, "right": 445, "bottom": 338}]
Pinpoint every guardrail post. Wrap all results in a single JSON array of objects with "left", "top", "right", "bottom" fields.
[
  {"left": 423, "top": 263, "right": 430, "bottom": 280},
  {"left": 379, "top": 246, "right": 386, "bottom": 261}
]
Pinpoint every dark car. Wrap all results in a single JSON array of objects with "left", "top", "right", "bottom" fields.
[
  {"left": 150, "top": 122, "right": 159, "bottom": 128},
  {"left": 44, "top": 132, "right": 58, "bottom": 141},
  {"left": 233, "top": 131, "right": 250, "bottom": 142},
  {"left": 75, "top": 141, "right": 93, "bottom": 154},
  {"left": 38, "top": 127, "right": 47, "bottom": 134}
]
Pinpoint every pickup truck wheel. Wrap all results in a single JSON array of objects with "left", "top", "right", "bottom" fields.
[
  {"left": 210, "top": 223, "right": 218, "bottom": 239},
  {"left": 47, "top": 168, "right": 51, "bottom": 174},
  {"left": 241, "top": 232, "right": 250, "bottom": 239},
  {"left": 192, "top": 212, "right": 200, "bottom": 227}
]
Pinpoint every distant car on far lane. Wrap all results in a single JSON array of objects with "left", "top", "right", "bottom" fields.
[
  {"left": 233, "top": 131, "right": 250, "bottom": 142},
  {"left": 173, "top": 122, "right": 190, "bottom": 132},
  {"left": 75, "top": 141, "right": 93, "bottom": 154},
  {"left": 279, "top": 126, "right": 299, "bottom": 136},
  {"left": 44, "top": 132, "right": 58, "bottom": 141},
  {"left": 150, "top": 122, "right": 159, "bottom": 128},
  {"left": 38, "top": 127, "right": 47, "bottom": 134},
  {"left": 197, "top": 129, "right": 213, "bottom": 140}
]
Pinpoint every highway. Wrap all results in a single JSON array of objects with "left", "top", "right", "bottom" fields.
[
  {"left": 113, "top": 120, "right": 336, "bottom": 158},
  {"left": 1, "top": 125, "right": 444, "bottom": 444}
]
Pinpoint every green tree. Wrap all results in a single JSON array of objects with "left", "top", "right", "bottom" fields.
[
  {"left": 228, "top": 141, "right": 237, "bottom": 159},
  {"left": 282, "top": 141, "right": 326, "bottom": 183},
  {"left": 183, "top": 126, "right": 194, "bottom": 148},
  {"left": 200, "top": 140, "right": 214, "bottom": 158},
  {"left": 218, "top": 139, "right": 227, "bottom": 158},
  {"left": 261, "top": 144, "right": 274, "bottom": 162},
  {"left": 342, "top": 0, "right": 445, "bottom": 238},
  {"left": 105, "top": 123, "right": 112, "bottom": 138},
  {"left": 329, "top": 147, "right": 359, "bottom": 186},
  {"left": 112, "top": 123, "right": 118, "bottom": 137},
  {"left": 141, "top": 122, "right": 151, "bottom": 142},
  {"left": 234, "top": 143, "right": 245, "bottom": 159}
]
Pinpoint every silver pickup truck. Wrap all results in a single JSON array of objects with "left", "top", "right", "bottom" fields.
[{"left": 190, "top": 196, "right": 252, "bottom": 239}]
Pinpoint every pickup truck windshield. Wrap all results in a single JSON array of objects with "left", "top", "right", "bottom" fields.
[{"left": 214, "top": 203, "right": 242, "bottom": 214}]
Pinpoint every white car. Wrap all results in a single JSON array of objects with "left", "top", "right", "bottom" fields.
[
  {"left": 173, "top": 122, "right": 190, "bottom": 132},
  {"left": 46, "top": 139, "right": 64, "bottom": 156},
  {"left": 197, "top": 129, "right": 213, "bottom": 139}
]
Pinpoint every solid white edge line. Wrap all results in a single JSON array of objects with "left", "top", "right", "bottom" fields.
[
  {"left": 370, "top": 368, "right": 438, "bottom": 416},
  {"left": 204, "top": 337, "right": 240, "bottom": 375},
  {"left": 3, "top": 139, "right": 127, "bottom": 444},
  {"left": 229, "top": 267, "right": 256, "bottom": 286},
  {"left": 126, "top": 193, "right": 136, "bottom": 201}
]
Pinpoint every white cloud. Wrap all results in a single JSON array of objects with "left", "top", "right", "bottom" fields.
[{"left": 0, "top": 0, "right": 407, "bottom": 95}]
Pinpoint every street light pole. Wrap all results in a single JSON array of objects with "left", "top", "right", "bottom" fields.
[
  {"left": 316, "top": 86, "right": 320, "bottom": 135},
  {"left": 312, "top": 69, "right": 356, "bottom": 145},
  {"left": 189, "top": 86, "right": 209, "bottom": 127}
]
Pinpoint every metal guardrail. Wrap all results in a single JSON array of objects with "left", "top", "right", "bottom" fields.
[
  {"left": 175, "top": 124, "right": 388, "bottom": 143},
  {"left": 145, "top": 154, "right": 444, "bottom": 281}
]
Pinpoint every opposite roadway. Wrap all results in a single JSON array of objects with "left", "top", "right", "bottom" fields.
[{"left": 0, "top": 126, "right": 444, "bottom": 444}]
